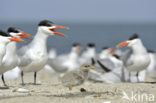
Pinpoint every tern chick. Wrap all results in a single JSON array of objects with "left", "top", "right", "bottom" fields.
[{"left": 61, "top": 64, "right": 95, "bottom": 90}]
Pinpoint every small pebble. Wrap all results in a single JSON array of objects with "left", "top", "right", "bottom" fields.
[{"left": 80, "top": 88, "right": 86, "bottom": 92}]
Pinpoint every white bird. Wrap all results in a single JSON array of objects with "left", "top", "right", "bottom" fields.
[
  {"left": 117, "top": 34, "right": 150, "bottom": 82},
  {"left": 146, "top": 51, "right": 156, "bottom": 81},
  {"left": 79, "top": 43, "right": 96, "bottom": 64},
  {"left": 88, "top": 47, "right": 118, "bottom": 73},
  {"left": 48, "top": 48, "right": 57, "bottom": 59},
  {"left": 96, "top": 47, "right": 122, "bottom": 71},
  {"left": 3, "top": 67, "right": 21, "bottom": 81},
  {"left": 0, "top": 30, "right": 23, "bottom": 86},
  {"left": 99, "top": 47, "right": 114, "bottom": 59},
  {"left": 44, "top": 48, "right": 57, "bottom": 72},
  {"left": 17, "top": 20, "right": 69, "bottom": 85},
  {"left": 1, "top": 27, "right": 31, "bottom": 84},
  {"left": 88, "top": 51, "right": 128, "bottom": 83},
  {"left": 46, "top": 43, "right": 82, "bottom": 77}
]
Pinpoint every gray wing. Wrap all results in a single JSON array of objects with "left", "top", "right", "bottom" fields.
[
  {"left": 47, "top": 58, "right": 68, "bottom": 73},
  {"left": 18, "top": 54, "right": 32, "bottom": 67},
  {"left": 97, "top": 58, "right": 116, "bottom": 70},
  {"left": 121, "top": 49, "right": 133, "bottom": 66},
  {"left": 17, "top": 45, "right": 29, "bottom": 57},
  {"left": 88, "top": 58, "right": 110, "bottom": 81},
  {"left": 90, "top": 57, "right": 110, "bottom": 73},
  {"left": 125, "top": 56, "right": 134, "bottom": 67},
  {"left": 17, "top": 45, "right": 32, "bottom": 67}
]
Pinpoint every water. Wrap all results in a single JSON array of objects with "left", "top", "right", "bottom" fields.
[{"left": 0, "top": 22, "right": 156, "bottom": 54}]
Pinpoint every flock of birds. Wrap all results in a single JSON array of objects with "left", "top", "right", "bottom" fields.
[{"left": 0, "top": 20, "right": 156, "bottom": 90}]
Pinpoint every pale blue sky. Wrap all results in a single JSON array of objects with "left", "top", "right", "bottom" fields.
[{"left": 1, "top": 0, "right": 156, "bottom": 22}]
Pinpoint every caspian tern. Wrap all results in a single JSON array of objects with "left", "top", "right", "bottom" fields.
[
  {"left": 0, "top": 30, "right": 23, "bottom": 86},
  {"left": 17, "top": 20, "right": 68, "bottom": 85},
  {"left": 0, "top": 27, "right": 31, "bottom": 85},
  {"left": 117, "top": 34, "right": 150, "bottom": 82}
]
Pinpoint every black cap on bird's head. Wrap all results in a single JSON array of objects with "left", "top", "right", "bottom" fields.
[
  {"left": 7, "top": 27, "right": 32, "bottom": 40},
  {"left": 72, "top": 43, "right": 80, "bottom": 47},
  {"left": 38, "top": 20, "right": 54, "bottom": 27},
  {"left": 118, "top": 33, "right": 139, "bottom": 48},
  {"left": 148, "top": 49, "right": 155, "bottom": 53},
  {"left": 87, "top": 43, "right": 95, "bottom": 48},
  {"left": 0, "top": 30, "right": 24, "bottom": 42},
  {"left": 102, "top": 46, "right": 109, "bottom": 50},
  {"left": 38, "top": 20, "right": 69, "bottom": 37},
  {"left": 128, "top": 33, "right": 139, "bottom": 40},
  {"left": 7, "top": 27, "right": 21, "bottom": 33},
  {"left": 72, "top": 43, "right": 82, "bottom": 51},
  {"left": 0, "top": 30, "right": 11, "bottom": 37}
]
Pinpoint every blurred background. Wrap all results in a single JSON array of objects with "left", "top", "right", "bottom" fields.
[{"left": 0, "top": 0, "right": 156, "bottom": 54}]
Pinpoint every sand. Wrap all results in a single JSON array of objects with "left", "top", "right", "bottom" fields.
[{"left": 0, "top": 70, "right": 156, "bottom": 103}]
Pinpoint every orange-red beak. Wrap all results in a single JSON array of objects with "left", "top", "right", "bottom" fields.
[
  {"left": 9, "top": 37, "right": 24, "bottom": 42},
  {"left": 21, "top": 32, "right": 31, "bottom": 36},
  {"left": 88, "top": 66, "right": 95, "bottom": 69},
  {"left": 18, "top": 32, "right": 32, "bottom": 40},
  {"left": 49, "top": 25, "right": 69, "bottom": 37},
  {"left": 53, "top": 25, "right": 69, "bottom": 29},
  {"left": 19, "top": 35, "right": 32, "bottom": 40},
  {"left": 117, "top": 41, "right": 129, "bottom": 48}
]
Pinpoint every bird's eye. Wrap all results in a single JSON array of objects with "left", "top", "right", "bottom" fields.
[
  {"left": 85, "top": 65, "right": 90, "bottom": 67},
  {"left": 15, "top": 30, "right": 19, "bottom": 33}
]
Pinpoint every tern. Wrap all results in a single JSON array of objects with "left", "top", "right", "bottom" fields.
[
  {"left": 79, "top": 43, "right": 96, "bottom": 64},
  {"left": 146, "top": 50, "right": 156, "bottom": 81},
  {"left": 61, "top": 64, "right": 95, "bottom": 90},
  {"left": 46, "top": 43, "right": 82, "bottom": 77},
  {"left": 17, "top": 20, "right": 68, "bottom": 85},
  {"left": 99, "top": 47, "right": 113, "bottom": 59},
  {"left": 117, "top": 34, "right": 150, "bottom": 82},
  {"left": 88, "top": 48, "right": 127, "bottom": 83},
  {"left": 0, "top": 30, "right": 23, "bottom": 86},
  {"left": 0, "top": 27, "right": 31, "bottom": 86}
]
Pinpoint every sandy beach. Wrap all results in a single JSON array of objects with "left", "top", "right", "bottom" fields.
[{"left": 0, "top": 70, "right": 155, "bottom": 103}]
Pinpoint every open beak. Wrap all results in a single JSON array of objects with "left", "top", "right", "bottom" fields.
[
  {"left": 19, "top": 35, "right": 32, "bottom": 40},
  {"left": 88, "top": 66, "right": 95, "bottom": 69},
  {"left": 117, "top": 41, "right": 129, "bottom": 48},
  {"left": 9, "top": 37, "right": 24, "bottom": 42},
  {"left": 49, "top": 25, "right": 69, "bottom": 37},
  {"left": 18, "top": 32, "right": 32, "bottom": 40},
  {"left": 21, "top": 32, "right": 31, "bottom": 36}
]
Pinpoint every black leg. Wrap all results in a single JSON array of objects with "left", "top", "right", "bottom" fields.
[
  {"left": 1, "top": 74, "right": 7, "bottom": 86},
  {"left": 21, "top": 71, "right": 25, "bottom": 85},
  {"left": 136, "top": 72, "right": 139, "bottom": 82},
  {"left": 34, "top": 72, "right": 37, "bottom": 85}
]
